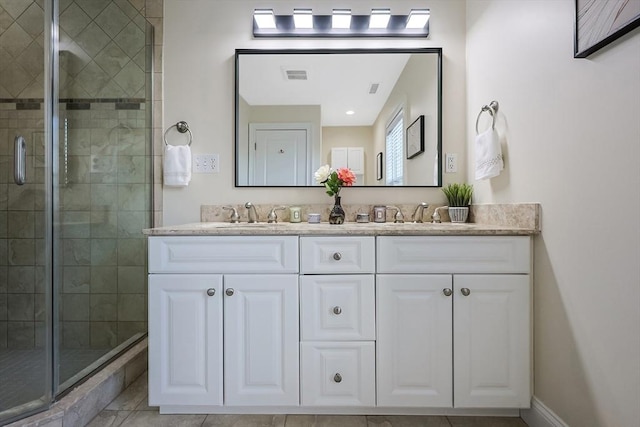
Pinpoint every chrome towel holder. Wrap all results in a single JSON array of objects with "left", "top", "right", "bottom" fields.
[
  {"left": 164, "top": 121, "right": 193, "bottom": 146},
  {"left": 475, "top": 100, "right": 499, "bottom": 135}
]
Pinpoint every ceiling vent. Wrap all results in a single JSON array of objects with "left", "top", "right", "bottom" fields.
[
  {"left": 285, "top": 70, "right": 308, "bottom": 80},
  {"left": 369, "top": 83, "right": 380, "bottom": 94}
]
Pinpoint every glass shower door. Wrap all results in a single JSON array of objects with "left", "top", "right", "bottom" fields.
[
  {"left": 0, "top": 0, "right": 53, "bottom": 423},
  {"left": 55, "top": 0, "right": 152, "bottom": 392}
]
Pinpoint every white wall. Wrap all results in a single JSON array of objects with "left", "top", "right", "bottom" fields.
[
  {"left": 163, "top": 0, "right": 467, "bottom": 225},
  {"left": 466, "top": 1, "right": 640, "bottom": 426}
]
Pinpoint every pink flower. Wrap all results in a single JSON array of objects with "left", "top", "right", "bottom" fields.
[{"left": 337, "top": 168, "right": 356, "bottom": 186}]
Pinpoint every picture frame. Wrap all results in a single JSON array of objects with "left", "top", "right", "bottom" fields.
[
  {"left": 574, "top": 0, "right": 640, "bottom": 58},
  {"left": 406, "top": 115, "right": 424, "bottom": 159},
  {"left": 376, "top": 152, "right": 383, "bottom": 181}
]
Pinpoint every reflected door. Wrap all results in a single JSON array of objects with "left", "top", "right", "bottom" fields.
[{"left": 249, "top": 125, "right": 309, "bottom": 185}]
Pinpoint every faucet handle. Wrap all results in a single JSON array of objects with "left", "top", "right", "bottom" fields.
[
  {"left": 386, "top": 206, "right": 404, "bottom": 223},
  {"left": 222, "top": 206, "right": 239, "bottom": 223},
  {"left": 432, "top": 206, "right": 448, "bottom": 223},
  {"left": 267, "top": 206, "right": 287, "bottom": 223}
]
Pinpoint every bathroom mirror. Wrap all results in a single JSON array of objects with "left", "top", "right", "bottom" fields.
[{"left": 235, "top": 48, "right": 442, "bottom": 187}]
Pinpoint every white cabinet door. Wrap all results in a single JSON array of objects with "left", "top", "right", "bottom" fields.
[
  {"left": 331, "top": 147, "right": 364, "bottom": 175},
  {"left": 148, "top": 274, "right": 223, "bottom": 406},
  {"left": 454, "top": 275, "right": 531, "bottom": 408},
  {"left": 223, "top": 274, "right": 299, "bottom": 406},
  {"left": 376, "top": 275, "right": 453, "bottom": 407},
  {"left": 347, "top": 147, "right": 364, "bottom": 175}
]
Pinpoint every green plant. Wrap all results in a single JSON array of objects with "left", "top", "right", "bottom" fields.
[{"left": 442, "top": 183, "right": 473, "bottom": 207}]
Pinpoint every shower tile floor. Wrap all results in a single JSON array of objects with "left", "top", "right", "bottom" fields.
[
  {"left": 0, "top": 348, "right": 110, "bottom": 413},
  {"left": 87, "top": 372, "right": 530, "bottom": 427}
]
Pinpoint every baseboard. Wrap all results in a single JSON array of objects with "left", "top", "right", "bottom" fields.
[{"left": 521, "top": 396, "right": 569, "bottom": 427}]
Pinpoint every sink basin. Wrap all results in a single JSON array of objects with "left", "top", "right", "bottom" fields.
[
  {"left": 202, "top": 222, "right": 286, "bottom": 228},
  {"left": 369, "top": 221, "right": 472, "bottom": 227}
]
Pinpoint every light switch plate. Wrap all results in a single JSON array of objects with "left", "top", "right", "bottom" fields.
[{"left": 194, "top": 154, "right": 219, "bottom": 173}]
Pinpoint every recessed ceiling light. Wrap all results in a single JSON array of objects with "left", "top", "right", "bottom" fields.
[
  {"left": 332, "top": 9, "right": 351, "bottom": 29},
  {"left": 369, "top": 9, "right": 390, "bottom": 29},
  {"left": 346, "top": 110, "right": 355, "bottom": 115},
  {"left": 406, "top": 9, "right": 430, "bottom": 29},
  {"left": 293, "top": 9, "right": 313, "bottom": 29},
  {"left": 254, "top": 9, "right": 276, "bottom": 29}
]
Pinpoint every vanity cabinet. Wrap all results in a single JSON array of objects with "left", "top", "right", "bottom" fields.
[
  {"left": 147, "top": 233, "right": 532, "bottom": 413},
  {"left": 377, "top": 236, "right": 531, "bottom": 409},
  {"left": 148, "top": 236, "right": 299, "bottom": 410}
]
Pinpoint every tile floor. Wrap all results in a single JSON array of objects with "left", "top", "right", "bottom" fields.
[{"left": 87, "top": 373, "right": 529, "bottom": 427}]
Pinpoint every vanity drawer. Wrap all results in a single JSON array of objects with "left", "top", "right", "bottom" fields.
[
  {"left": 300, "top": 275, "right": 375, "bottom": 341},
  {"left": 300, "top": 341, "right": 375, "bottom": 407},
  {"left": 300, "top": 236, "right": 375, "bottom": 274},
  {"left": 377, "top": 236, "right": 530, "bottom": 274},
  {"left": 148, "top": 236, "right": 299, "bottom": 273}
]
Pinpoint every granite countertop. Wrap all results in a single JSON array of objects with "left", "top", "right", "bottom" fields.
[
  {"left": 144, "top": 204, "right": 541, "bottom": 236},
  {"left": 143, "top": 221, "right": 538, "bottom": 236}
]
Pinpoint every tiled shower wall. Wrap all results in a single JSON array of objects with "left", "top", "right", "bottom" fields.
[{"left": 0, "top": 0, "right": 164, "bottom": 350}]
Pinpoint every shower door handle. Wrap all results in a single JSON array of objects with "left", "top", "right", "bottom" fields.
[{"left": 14, "top": 135, "right": 26, "bottom": 185}]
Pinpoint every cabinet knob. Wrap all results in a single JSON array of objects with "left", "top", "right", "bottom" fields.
[
  {"left": 333, "top": 252, "right": 342, "bottom": 261},
  {"left": 333, "top": 306, "right": 342, "bottom": 315},
  {"left": 333, "top": 373, "right": 342, "bottom": 383},
  {"left": 443, "top": 288, "right": 452, "bottom": 297},
  {"left": 206, "top": 288, "right": 216, "bottom": 297},
  {"left": 225, "top": 288, "right": 234, "bottom": 296},
  {"left": 461, "top": 288, "right": 471, "bottom": 296}
]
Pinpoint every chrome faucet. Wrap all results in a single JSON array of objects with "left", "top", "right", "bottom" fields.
[
  {"left": 411, "top": 202, "right": 429, "bottom": 223},
  {"left": 244, "top": 202, "right": 258, "bottom": 223},
  {"left": 385, "top": 206, "right": 404, "bottom": 223},
  {"left": 222, "top": 206, "right": 239, "bottom": 223},
  {"left": 267, "top": 206, "right": 287, "bottom": 223}
]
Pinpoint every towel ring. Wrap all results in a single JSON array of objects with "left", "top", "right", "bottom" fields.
[
  {"left": 163, "top": 121, "right": 193, "bottom": 146},
  {"left": 475, "top": 101, "right": 499, "bottom": 135}
]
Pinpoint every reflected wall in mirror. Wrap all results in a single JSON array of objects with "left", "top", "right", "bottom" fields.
[{"left": 235, "top": 48, "right": 442, "bottom": 187}]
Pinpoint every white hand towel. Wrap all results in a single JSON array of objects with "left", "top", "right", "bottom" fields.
[
  {"left": 475, "top": 128, "right": 503, "bottom": 180},
  {"left": 164, "top": 144, "right": 192, "bottom": 186}
]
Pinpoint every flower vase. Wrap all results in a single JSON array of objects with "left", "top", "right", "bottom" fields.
[{"left": 328, "top": 196, "right": 345, "bottom": 224}]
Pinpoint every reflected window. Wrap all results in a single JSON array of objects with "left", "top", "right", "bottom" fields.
[{"left": 385, "top": 109, "right": 404, "bottom": 185}]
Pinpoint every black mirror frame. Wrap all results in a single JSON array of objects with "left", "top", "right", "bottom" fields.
[{"left": 234, "top": 47, "right": 443, "bottom": 188}]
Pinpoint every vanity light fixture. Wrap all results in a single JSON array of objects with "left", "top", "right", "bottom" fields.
[
  {"left": 406, "top": 9, "right": 430, "bottom": 29},
  {"left": 346, "top": 110, "right": 355, "bottom": 115},
  {"left": 332, "top": 9, "right": 351, "bottom": 29},
  {"left": 253, "top": 9, "right": 276, "bottom": 29},
  {"left": 252, "top": 8, "right": 429, "bottom": 37},
  {"left": 293, "top": 9, "right": 313, "bottom": 29},
  {"left": 369, "top": 9, "right": 391, "bottom": 29}
]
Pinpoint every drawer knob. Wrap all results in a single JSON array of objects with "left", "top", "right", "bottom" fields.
[
  {"left": 333, "top": 373, "right": 342, "bottom": 383},
  {"left": 443, "top": 288, "right": 452, "bottom": 297},
  {"left": 225, "top": 288, "right": 234, "bottom": 296},
  {"left": 332, "top": 252, "right": 342, "bottom": 261},
  {"left": 461, "top": 288, "right": 471, "bottom": 297},
  {"left": 333, "top": 306, "right": 342, "bottom": 315},
  {"left": 207, "top": 288, "right": 216, "bottom": 297}
]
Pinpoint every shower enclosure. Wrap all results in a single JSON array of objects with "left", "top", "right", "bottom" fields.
[{"left": 0, "top": 0, "right": 153, "bottom": 424}]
